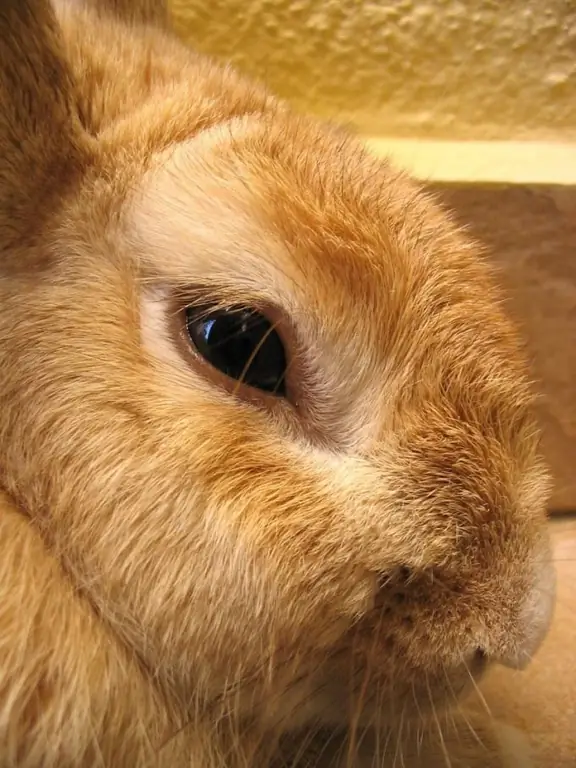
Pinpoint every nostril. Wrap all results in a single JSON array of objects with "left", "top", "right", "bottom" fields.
[
  {"left": 471, "top": 647, "right": 488, "bottom": 673},
  {"left": 398, "top": 566, "right": 412, "bottom": 582},
  {"left": 374, "top": 567, "right": 412, "bottom": 612},
  {"left": 376, "top": 566, "right": 412, "bottom": 589}
]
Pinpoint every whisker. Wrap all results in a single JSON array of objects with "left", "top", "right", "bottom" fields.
[
  {"left": 461, "top": 656, "right": 493, "bottom": 721},
  {"left": 374, "top": 681, "right": 385, "bottom": 767},
  {"left": 346, "top": 638, "right": 370, "bottom": 765},
  {"left": 286, "top": 723, "right": 322, "bottom": 768},
  {"left": 234, "top": 317, "right": 287, "bottom": 397},
  {"left": 392, "top": 703, "right": 406, "bottom": 768},
  {"left": 426, "top": 674, "right": 453, "bottom": 768},
  {"left": 306, "top": 726, "right": 345, "bottom": 768},
  {"left": 441, "top": 666, "right": 486, "bottom": 753},
  {"left": 379, "top": 727, "right": 394, "bottom": 768}
]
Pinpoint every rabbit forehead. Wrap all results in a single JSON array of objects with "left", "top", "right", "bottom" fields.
[
  {"left": 130, "top": 116, "right": 404, "bottom": 291},
  {"left": 126, "top": 114, "right": 498, "bottom": 338},
  {"left": 127, "top": 130, "right": 296, "bottom": 306}
]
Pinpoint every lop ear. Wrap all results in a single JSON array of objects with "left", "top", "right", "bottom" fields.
[
  {"left": 84, "top": 0, "right": 168, "bottom": 26},
  {"left": 0, "top": 0, "right": 89, "bottom": 258}
]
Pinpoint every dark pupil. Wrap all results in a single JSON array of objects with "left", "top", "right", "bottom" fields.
[{"left": 185, "top": 306, "right": 287, "bottom": 396}]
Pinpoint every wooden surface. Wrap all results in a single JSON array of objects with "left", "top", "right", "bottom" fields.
[{"left": 480, "top": 516, "right": 576, "bottom": 766}]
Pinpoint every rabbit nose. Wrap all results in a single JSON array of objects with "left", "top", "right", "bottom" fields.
[{"left": 484, "top": 561, "right": 555, "bottom": 671}]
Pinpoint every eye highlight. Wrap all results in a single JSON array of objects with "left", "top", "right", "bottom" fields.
[{"left": 185, "top": 305, "right": 288, "bottom": 397}]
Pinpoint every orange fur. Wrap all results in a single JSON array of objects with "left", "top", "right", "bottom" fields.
[{"left": 0, "top": 0, "right": 554, "bottom": 765}]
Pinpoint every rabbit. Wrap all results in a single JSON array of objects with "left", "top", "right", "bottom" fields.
[{"left": 0, "top": 0, "right": 555, "bottom": 766}]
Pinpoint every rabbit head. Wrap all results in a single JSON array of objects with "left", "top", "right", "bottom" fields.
[{"left": 0, "top": 0, "right": 554, "bottom": 762}]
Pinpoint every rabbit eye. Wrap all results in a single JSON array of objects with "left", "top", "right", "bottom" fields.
[{"left": 185, "top": 305, "right": 287, "bottom": 397}]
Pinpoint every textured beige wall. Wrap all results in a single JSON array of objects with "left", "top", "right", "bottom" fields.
[{"left": 169, "top": 0, "right": 576, "bottom": 141}]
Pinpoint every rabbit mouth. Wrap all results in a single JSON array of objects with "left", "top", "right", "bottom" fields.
[
  {"left": 247, "top": 637, "right": 488, "bottom": 748},
  {"left": 263, "top": 655, "right": 489, "bottom": 767},
  {"left": 308, "top": 656, "right": 486, "bottom": 730}
]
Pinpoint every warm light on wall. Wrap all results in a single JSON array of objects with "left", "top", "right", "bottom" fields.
[{"left": 169, "top": 0, "right": 576, "bottom": 142}]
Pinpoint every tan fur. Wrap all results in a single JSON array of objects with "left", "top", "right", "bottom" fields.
[{"left": 0, "top": 0, "right": 554, "bottom": 765}]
